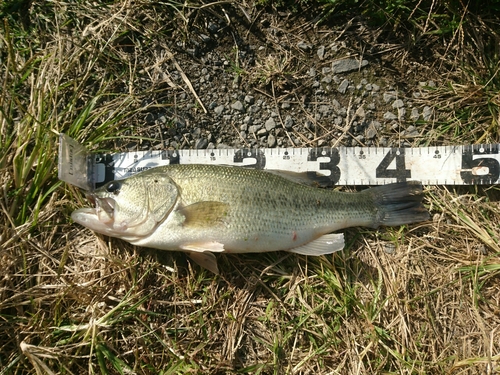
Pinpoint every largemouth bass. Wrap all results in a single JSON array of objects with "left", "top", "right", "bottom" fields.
[{"left": 72, "top": 164, "right": 429, "bottom": 273}]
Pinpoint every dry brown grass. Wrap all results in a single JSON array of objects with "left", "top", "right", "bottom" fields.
[{"left": 1, "top": 0, "right": 500, "bottom": 374}]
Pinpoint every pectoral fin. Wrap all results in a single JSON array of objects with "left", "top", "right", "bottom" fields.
[
  {"left": 288, "top": 233, "right": 345, "bottom": 256},
  {"left": 178, "top": 201, "right": 230, "bottom": 228},
  {"left": 189, "top": 252, "right": 219, "bottom": 274}
]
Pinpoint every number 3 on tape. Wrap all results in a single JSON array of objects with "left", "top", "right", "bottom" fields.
[{"left": 307, "top": 148, "right": 341, "bottom": 185}]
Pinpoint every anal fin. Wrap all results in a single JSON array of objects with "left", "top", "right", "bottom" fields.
[
  {"left": 288, "top": 233, "right": 345, "bottom": 256},
  {"left": 189, "top": 252, "right": 219, "bottom": 274}
]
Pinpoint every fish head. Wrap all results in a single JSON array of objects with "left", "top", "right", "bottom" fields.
[{"left": 71, "top": 170, "right": 179, "bottom": 240}]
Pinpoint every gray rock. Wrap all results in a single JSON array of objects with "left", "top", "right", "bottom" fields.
[
  {"left": 321, "top": 75, "right": 332, "bottom": 84},
  {"left": 265, "top": 117, "right": 277, "bottom": 131},
  {"left": 383, "top": 91, "right": 397, "bottom": 103},
  {"left": 195, "top": 138, "right": 208, "bottom": 149},
  {"left": 356, "top": 106, "right": 366, "bottom": 120},
  {"left": 392, "top": 99, "right": 404, "bottom": 109},
  {"left": 384, "top": 243, "right": 396, "bottom": 254},
  {"left": 268, "top": 134, "right": 276, "bottom": 147},
  {"left": 423, "top": 106, "right": 433, "bottom": 121},
  {"left": 244, "top": 95, "right": 255, "bottom": 105},
  {"left": 284, "top": 115, "right": 294, "bottom": 129},
  {"left": 383, "top": 111, "right": 398, "bottom": 120},
  {"left": 337, "top": 79, "right": 349, "bottom": 94},
  {"left": 366, "top": 127, "right": 377, "bottom": 139},
  {"left": 248, "top": 125, "right": 262, "bottom": 134},
  {"left": 214, "top": 105, "right": 225, "bottom": 115},
  {"left": 332, "top": 99, "right": 342, "bottom": 112},
  {"left": 297, "top": 41, "right": 312, "bottom": 51},
  {"left": 371, "top": 84, "right": 380, "bottom": 92},
  {"left": 257, "top": 128, "right": 268, "bottom": 136},
  {"left": 410, "top": 108, "right": 420, "bottom": 121},
  {"left": 157, "top": 114, "right": 167, "bottom": 124},
  {"left": 317, "top": 45, "right": 326, "bottom": 60},
  {"left": 248, "top": 104, "right": 260, "bottom": 114},
  {"left": 231, "top": 100, "right": 245, "bottom": 112},
  {"left": 405, "top": 125, "right": 419, "bottom": 137},
  {"left": 331, "top": 59, "right": 368, "bottom": 74},
  {"left": 318, "top": 104, "right": 331, "bottom": 115}
]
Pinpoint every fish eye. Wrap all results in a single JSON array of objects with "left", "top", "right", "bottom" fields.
[{"left": 106, "top": 181, "right": 121, "bottom": 195}]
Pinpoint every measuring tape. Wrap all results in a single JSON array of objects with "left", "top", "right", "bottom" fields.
[{"left": 58, "top": 134, "right": 500, "bottom": 190}]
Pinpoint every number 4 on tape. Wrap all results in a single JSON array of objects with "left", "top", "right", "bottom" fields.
[{"left": 375, "top": 148, "right": 411, "bottom": 182}]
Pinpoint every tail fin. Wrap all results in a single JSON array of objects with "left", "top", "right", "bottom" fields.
[{"left": 367, "top": 181, "right": 429, "bottom": 227}]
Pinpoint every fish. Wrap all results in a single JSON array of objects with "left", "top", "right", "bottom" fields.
[{"left": 71, "top": 164, "right": 429, "bottom": 274}]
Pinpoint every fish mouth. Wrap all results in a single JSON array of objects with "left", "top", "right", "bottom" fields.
[{"left": 86, "top": 193, "right": 116, "bottom": 224}]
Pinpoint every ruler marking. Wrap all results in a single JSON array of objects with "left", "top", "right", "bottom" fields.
[{"left": 71, "top": 140, "right": 500, "bottom": 187}]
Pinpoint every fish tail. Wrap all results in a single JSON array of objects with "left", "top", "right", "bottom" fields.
[{"left": 367, "top": 181, "right": 429, "bottom": 227}]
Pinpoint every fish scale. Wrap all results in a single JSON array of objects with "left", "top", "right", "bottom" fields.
[{"left": 163, "top": 165, "right": 369, "bottom": 239}]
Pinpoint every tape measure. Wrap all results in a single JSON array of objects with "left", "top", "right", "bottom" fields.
[{"left": 58, "top": 134, "right": 500, "bottom": 191}]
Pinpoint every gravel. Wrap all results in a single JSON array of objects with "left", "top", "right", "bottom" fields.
[
  {"left": 231, "top": 101, "right": 245, "bottom": 112},
  {"left": 134, "top": 10, "right": 441, "bottom": 153},
  {"left": 331, "top": 58, "right": 369, "bottom": 74}
]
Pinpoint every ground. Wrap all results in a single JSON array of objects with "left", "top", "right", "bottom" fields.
[{"left": 1, "top": 0, "right": 500, "bottom": 374}]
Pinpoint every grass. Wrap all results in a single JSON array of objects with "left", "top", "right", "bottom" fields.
[{"left": 1, "top": 0, "right": 500, "bottom": 374}]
